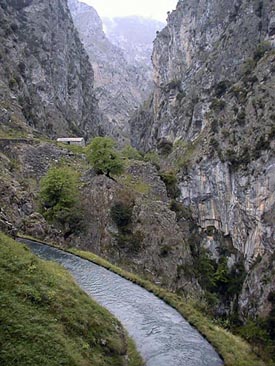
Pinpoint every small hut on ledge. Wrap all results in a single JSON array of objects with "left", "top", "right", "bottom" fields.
[{"left": 57, "top": 137, "right": 85, "bottom": 147}]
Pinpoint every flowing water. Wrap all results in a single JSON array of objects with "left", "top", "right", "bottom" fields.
[{"left": 21, "top": 239, "right": 223, "bottom": 366}]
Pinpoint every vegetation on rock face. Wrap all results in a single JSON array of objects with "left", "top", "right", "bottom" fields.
[
  {"left": 86, "top": 137, "right": 124, "bottom": 177},
  {"left": 120, "top": 144, "right": 143, "bottom": 161},
  {"left": 111, "top": 202, "right": 133, "bottom": 228},
  {"left": 110, "top": 199, "right": 143, "bottom": 254},
  {"left": 192, "top": 246, "right": 246, "bottom": 312},
  {"left": 39, "top": 166, "right": 83, "bottom": 238},
  {"left": 0, "top": 232, "right": 143, "bottom": 366},
  {"left": 157, "top": 138, "right": 173, "bottom": 155},
  {"left": 159, "top": 170, "right": 180, "bottom": 199}
]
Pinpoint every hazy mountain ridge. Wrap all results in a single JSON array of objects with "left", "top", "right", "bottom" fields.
[
  {"left": 68, "top": 0, "right": 157, "bottom": 141},
  {"left": 103, "top": 15, "right": 165, "bottom": 68}
]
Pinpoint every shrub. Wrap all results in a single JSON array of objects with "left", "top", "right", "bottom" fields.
[
  {"left": 166, "top": 79, "right": 182, "bottom": 90},
  {"left": 157, "top": 138, "right": 173, "bottom": 155},
  {"left": 39, "top": 167, "right": 83, "bottom": 236},
  {"left": 169, "top": 200, "right": 192, "bottom": 221},
  {"left": 266, "top": 292, "right": 275, "bottom": 340},
  {"left": 236, "top": 110, "right": 246, "bottom": 125},
  {"left": 120, "top": 144, "right": 143, "bottom": 160},
  {"left": 210, "top": 119, "right": 219, "bottom": 133},
  {"left": 214, "top": 80, "right": 230, "bottom": 98},
  {"left": 110, "top": 202, "right": 133, "bottom": 228},
  {"left": 159, "top": 171, "right": 180, "bottom": 199},
  {"left": 225, "top": 149, "right": 238, "bottom": 165},
  {"left": 242, "top": 58, "right": 256, "bottom": 75},
  {"left": 115, "top": 230, "right": 144, "bottom": 254},
  {"left": 210, "top": 137, "right": 219, "bottom": 149},
  {"left": 86, "top": 137, "right": 124, "bottom": 177},
  {"left": 9, "top": 78, "right": 17, "bottom": 89},
  {"left": 238, "top": 319, "right": 270, "bottom": 345},
  {"left": 210, "top": 98, "right": 226, "bottom": 112},
  {"left": 253, "top": 41, "right": 272, "bottom": 62},
  {"left": 143, "top": 151, "right": 161, "bottom": 170}
]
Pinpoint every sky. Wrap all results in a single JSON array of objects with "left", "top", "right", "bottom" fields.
[{"left": 82, "top": 0, "right": 178, "bottom": 22}]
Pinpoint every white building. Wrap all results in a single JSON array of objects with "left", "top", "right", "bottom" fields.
[{"left": 57, "top": 137, "right": 85, "bottom": 147}]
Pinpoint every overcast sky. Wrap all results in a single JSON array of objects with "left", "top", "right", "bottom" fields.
[{"left": 82, "top": 0, "right": 178, "bottom": 22}]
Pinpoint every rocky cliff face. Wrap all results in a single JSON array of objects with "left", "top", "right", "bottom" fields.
[
  {"left": 131, "top": 0, "right": 275, "bottom": 149},
  {"left": 130, "top": 0, "right": 275, "bottom": 319},
  {"left": 0, "top": 0, "right": 102, "bottom": 139},
  {"left": 68, "top": 0, "right": 155, "bottom": 141}
]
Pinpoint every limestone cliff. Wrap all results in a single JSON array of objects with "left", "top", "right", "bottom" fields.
[
  {"left": 130, "top": 0, "right": 275, "bottom": 319},
  {"left": 131, "top": 0, "right": 275, "bottom": 149},
  {"left": 0, "top": 0, "right": 102, "bottom": 139},
  {"left": 68, "top": 0, "right": 155, "bottom": 141}
]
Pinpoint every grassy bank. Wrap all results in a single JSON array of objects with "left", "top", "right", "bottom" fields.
[
  {"left": 18, "top": 234, "right": 268, "bottom": 366},
  {"left": 0, "top": 233, "right": 143, "bottom": 366}
]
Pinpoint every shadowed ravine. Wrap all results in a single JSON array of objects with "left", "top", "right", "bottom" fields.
[{"left": 21, "top": 239, "right": 223, "bottom": 366}]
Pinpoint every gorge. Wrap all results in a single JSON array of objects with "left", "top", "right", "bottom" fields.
[{"left": 0, "top": 0, "right": 275, "bottom": 365}]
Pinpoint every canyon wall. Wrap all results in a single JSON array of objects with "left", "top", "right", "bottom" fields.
[
  {"left": 0, "top": 0, "right": 102, "bottom": 138},
  {"left": 130, "top": 0, "right": 275, "bottom": 317}
]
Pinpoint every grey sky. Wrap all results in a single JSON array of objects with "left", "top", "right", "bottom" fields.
[{"left": 82, "top": 0, "right": 178, "bottom": 22}]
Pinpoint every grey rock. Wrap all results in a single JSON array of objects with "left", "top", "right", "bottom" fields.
[
  {"left": 130, "top": 0, "right": 275, "bottom": 150},
  {"left": 0, "top": 0, "right": 102, "bottom": 138},
  {"left": 130, "top": 0, "right": 275, "bottom": 317}
]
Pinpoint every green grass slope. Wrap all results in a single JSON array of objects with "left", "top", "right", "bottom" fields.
[{"left": 0, "top": 232, "right": 143, "bottom": 366}]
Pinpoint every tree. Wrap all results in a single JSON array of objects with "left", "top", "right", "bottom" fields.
[
  {"left": 39, "top": 167, "right": 83, "bottom": 237},
  {"left": 86, "top": 137, "right": 124, "bottom": 177},
  {"left": 120, "top": 144, "right": 143, "bottom": 160}
]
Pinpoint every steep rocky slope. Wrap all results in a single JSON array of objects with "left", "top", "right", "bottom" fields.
[
  {"left": 0, "top": 138, "right": 197, "bottom": 293},
  {"left": 130, "top": 0, "right": 275, "bottom": 321},
  {"left": 68, "top": 0, "right": 155, "bottom": 141},
  {"left": 0, "top": 0, "right": 102, "bottom": 139}
]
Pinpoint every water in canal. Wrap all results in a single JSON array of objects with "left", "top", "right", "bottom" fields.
[{"left": 21, "top": 239, "right": 223, "bottom": 366}]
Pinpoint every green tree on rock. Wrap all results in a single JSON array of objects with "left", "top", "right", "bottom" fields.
[
  {"left": 39, "top": 167, "right": 83, "bottom": 238},
  {"left": 86, "top": 137, "right": 124, "bottom": 178}
]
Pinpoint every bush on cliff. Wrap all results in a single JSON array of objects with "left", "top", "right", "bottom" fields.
[
  {"left": 39, "top": 166, "right": 83, "bottom": 237},
  {"left": 86, "top": 137, "right": 124, "bottom": 177}
]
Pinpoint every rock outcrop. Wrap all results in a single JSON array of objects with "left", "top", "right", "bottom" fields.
[
  {"left": 0, "top": 0, "right": 102, "bottom": 138},
  {"left": 130, "top": 0, "right": 275, "bottom": 318},
  {"left": 74, "top": 162, "right": 197, "bottom": 292}
]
